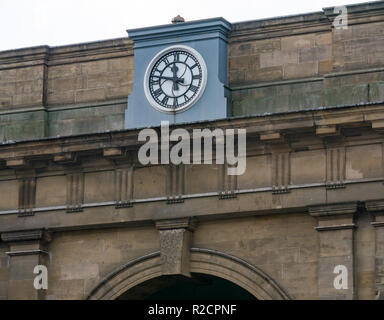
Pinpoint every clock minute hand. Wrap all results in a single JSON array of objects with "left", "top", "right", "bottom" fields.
[
  {"left": 152, "top": 75, "right": 176, "bottom": 81},
  {"left": 152, "top": 75, "right": 184, "bottom": 83}
]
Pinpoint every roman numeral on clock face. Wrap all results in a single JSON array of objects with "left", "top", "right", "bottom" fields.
[
  {"left": 190, "top": 85, "right": 199, "bottom": 93},
  {"left": 153, "top": 88, "right": 163, "bottom": 97},
  {"left": 163, "top": 56, "right": 170, "bottom": 65},
  {"left": 150, "top": 79, "right": 160, "bottom": 86},
  {"left": 162, "top": 96, "right": 169, "bottom": 105},
  {"left": 192, "top": 74, "right": 201, "bottom": 80}
]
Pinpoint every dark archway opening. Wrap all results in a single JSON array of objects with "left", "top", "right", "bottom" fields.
[{"left": 117, "top": 273, "right": 256, "bottom": 300}]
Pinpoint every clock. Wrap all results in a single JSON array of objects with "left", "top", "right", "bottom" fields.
[{"left": 144, "top": 45, "right": 208, "bottom": 114}]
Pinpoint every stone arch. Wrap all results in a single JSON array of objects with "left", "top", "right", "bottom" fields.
[{"left": 87, "top": 248, "right": 291, "bottom": 300}]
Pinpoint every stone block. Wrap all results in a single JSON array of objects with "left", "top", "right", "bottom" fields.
[
  {"left": 283, "top": 62, "right": 318, "bottom": 79},
  {"left": 345, "top": 144, "right": 382, "bottom": 180},
  {"left": 133, "top": 166, "right": 167, "bottom": 199},
  {"left": 370, "top": 82, "right": 384, "bottom": 101},
  {"left": 260, "top": 50, "right": 298, "bottom": 68},
  {"left": 36, "top": 175, "right": 67, "bottom": 207},
  {"left": 318, "top": 60, "right": 333, "bottom": 74},
  {"left": 315, "top": 32, "right": 332, "bottom": 46},
  {"left": 48, "top": 64, "right": 81, "bottom": 79},
  {"left": 84, "top": 171, "right": 115, "bottom": 203},
  {"left": 298, "top": 45, "right": 332, "bottom": 63},
  {"left": 8, "top": 279, "right": 40, "bottom": 300},
  {"left": 75, "top": 88, "right": 106, "bottom": 103},
  {"left": 81, "top": 60, "right": 109, "bottom": 75},
  {"left": 60, "top": 264, "right": 99, "bottom": 280},
  {"left": 281, "top": 34, "right": 315, "bottom": 51},
  {"left": 322, "top": 84, "right": 368, "bottom": 106}
]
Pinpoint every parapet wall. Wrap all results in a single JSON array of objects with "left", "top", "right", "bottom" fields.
[
  {"left": 1, "top": 1, "right": 384, "bottom": 141},
  {"left": 0, "top": 39, "right": 133, "bottom": 141}
]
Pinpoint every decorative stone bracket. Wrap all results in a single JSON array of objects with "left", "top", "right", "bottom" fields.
[
  {"left": 309, "top": 202, "right": 358, "bottom": 300},
  {"left": 155, "top": 218, "right": 195, "bottom": 277}
]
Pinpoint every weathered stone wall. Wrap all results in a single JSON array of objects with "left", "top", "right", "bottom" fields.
[
  {"left": 0, "top": 39, "right": 133, "bottom": 141},
  {"left": 34, "top": 213, "right": 317, "bottom": 300},
  {"left": 1, "top": 2, "right": 384, "bottom": 141},
  {"left": 0, "top": 1, "right": 384, "bottom": 300},
  {"left": 229, "top": 2, "right": 384, "bottom": 116},
  {"left": 46, "top": 227, "right": 159, "bottom": 300},
  {"left": 0, "top": 103, "right": 383, "bottom": 299},
  {"left": 193, "top": 215, "right": 319, "bottom": 300}
]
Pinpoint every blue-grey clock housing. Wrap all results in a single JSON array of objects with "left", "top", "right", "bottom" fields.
[{"left": 125, "top": 17, "right": 232, "bottom": 129}]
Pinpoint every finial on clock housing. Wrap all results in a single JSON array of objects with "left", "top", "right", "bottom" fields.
[{"left": 172, "top": 15, "right": 185, "bottom": 24}]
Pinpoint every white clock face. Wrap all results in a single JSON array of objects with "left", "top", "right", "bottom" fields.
[{"left": 144, "top": 45, "right": 207, "bottom": 114}]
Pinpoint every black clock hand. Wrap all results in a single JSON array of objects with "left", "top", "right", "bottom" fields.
[
  {"left": 152, "top": 75, "right": 184, "bottom": 83},
  {"left": 170, "top": 64, "right": 179, "bottom": 91},
  {"left": 152, "top": 75, "right": 177, "bottom": 81}
]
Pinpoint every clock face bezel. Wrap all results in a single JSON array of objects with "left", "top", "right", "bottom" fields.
[{"left": 143, "top": 45, "right": 208, "bottom": 114}]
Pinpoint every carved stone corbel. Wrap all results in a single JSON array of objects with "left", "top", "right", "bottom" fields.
[{"left": 155, "top": 218, "right": 196, "bottom": 277}]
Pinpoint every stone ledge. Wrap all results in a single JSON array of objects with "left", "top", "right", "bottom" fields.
[
  {"left": 316, "top": 125, "right": 339, "bottom": 136},
  {"left": 308, "top": 202, "right": 358, "bottom": 217},
  {"left": 6, "top": 158, "right": 28, "bottom": 168},
  {"left": 365, "top": 199, "right": 384, "bottom": 213},
  {"left": 1, "top": 102, "right": 384, "bottom": 162},
  {"left": 0, "top": 38, "right": 133, "bottom": 69},
  {"left": 230, "top": 11, "right": 330, "bottom": 42},
  {"left": 155, "top": 217, "right": 196, "bottom": 231},
  {"left": 315, "top": 223, "right": 356, "bottom": 231},
  {"left": 5, "top": 249, "right": 49, "bottom": 257},
  {"left": 371, "top": 222, "right": 384, "bottom": 228},
  {"left": 1, "top": 229, "right": 51, "bottom": 243}
]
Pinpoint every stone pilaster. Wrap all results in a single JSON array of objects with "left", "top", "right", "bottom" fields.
[
  {"left": 1, "top": 230, "right": 51, "bottom": 300},
  {"left": 365, "top": 200, "right": 384, "bottom": 300},
  {"left": 155, "top": 218, "right": 195, "bottom": 277},
  {"left": 309, "top": 202, "right": 358, "bottom": 299}
]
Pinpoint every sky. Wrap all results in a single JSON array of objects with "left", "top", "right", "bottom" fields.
[{"left": 0, "top": 0, "right": 377, "bottom": 51}]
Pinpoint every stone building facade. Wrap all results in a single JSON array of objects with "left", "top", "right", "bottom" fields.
[{"left": 0, "top": 1, "right": 384, "bottom": 299}]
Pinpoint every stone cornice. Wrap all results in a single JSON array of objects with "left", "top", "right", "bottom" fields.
[
  {"left": 0, "top": 102, "right": 383, "bottom": 165},
  {"left": 323, "top": 1, "right": 384, "bottom": 25},
  {"left": 230, "top": 11, "right": 330, "bottom": 42},
  {"left": 315, "top": 224, "right": 356, "bottom": 231},
  {"left": 1, "top": 229, "right": 51, "bottom": 243},
  {"left": 230, "top": 2, "right": 384, "bottom": 42},
  {"left": 365, "top": 199, "right": 384, "bottom": 213},
  {"left": 155, "top": 218, "right": 196, "bottom": 231},
  {"left": 371, "top": 222, "right": 384, "bottom": 228},
  {"left": 5, "top": 249, "right": 50, "bottom": 257},
  {"left": 308, "top": 202, "right": 358, "bottom": 217},
  {"left": 0, "top": 38, "right": 133, "bottom": 69}
]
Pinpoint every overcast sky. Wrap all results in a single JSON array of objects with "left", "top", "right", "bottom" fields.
[{"left": 0, "top": 0, "right": 376, "bottom": 51}]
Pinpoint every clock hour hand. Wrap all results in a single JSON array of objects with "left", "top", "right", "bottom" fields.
[
  {"left": 152, "top": 75, "right": 176, "bottom": 81},
  {"left": 171, "top": 64, "right": 179, "bottom": 91},
  {"left": 152, "top": 75, "right": 184, "bottom": 83},
  {"left": 152, "top": 75, "right": 184, "bottom": 93}
]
